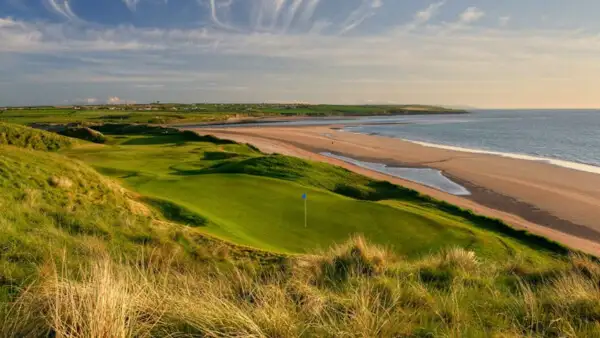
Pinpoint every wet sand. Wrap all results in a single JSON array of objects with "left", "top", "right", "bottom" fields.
[{"left": 186, "top": 125, "right": 600, "bottom": 256}]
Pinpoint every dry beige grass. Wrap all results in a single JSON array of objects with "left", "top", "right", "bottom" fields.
[{"left": 2, "top": 236, "right": 600, "bottom": 337}]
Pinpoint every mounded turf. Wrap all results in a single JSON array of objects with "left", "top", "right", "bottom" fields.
[
  {"left": 0, "top": 122, "right": 77, "bottom": 151},
  {"left": 63, "top": 129, "right": 564, "bottom": 262}
]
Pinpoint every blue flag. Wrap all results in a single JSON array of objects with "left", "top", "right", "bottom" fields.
[{"left": 302, "top": 193, "right": 307, "bottom": 200}]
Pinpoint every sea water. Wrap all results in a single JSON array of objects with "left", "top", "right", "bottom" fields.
[{"left": 343, "top": 110, "right": 600, "bottom": 175}]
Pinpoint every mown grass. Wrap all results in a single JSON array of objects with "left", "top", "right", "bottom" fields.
[{"left": 3, "top": 236, "right": 600, "bottom": 337}]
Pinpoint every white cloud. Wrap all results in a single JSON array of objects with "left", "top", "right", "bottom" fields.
[
  {"left": 297, "top": 0, "right": 322, "bottom": 26},
  {"left": 123, "top": 0, "right": 141, "bottom": 11},
  {"left": 69, "top": 97, "right": 98, "bottom": 104},
  {"left": 499, "top": 16, "right": 511, "bottom": 27},
  {"left": 107, "top": 96, "right": 136, "bottom": 104},
  {"left": 43, "top": 0, "right": 81, "bottom": 21},
  {"left": 459, "top": 7, "right": 485, "bottom": 24},
  {"left": 414, "top": 1, "right": 445, "bottom": 24},
  {"left": 338, "top": 0, "right": 383, "bottom": 35}
]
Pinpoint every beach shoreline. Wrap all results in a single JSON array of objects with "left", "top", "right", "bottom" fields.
[{"left": 185, "top": 125, "right": 600, "bottom": 256}]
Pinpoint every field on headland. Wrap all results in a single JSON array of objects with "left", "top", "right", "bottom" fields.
[
  {"left": 0, "top": 103, "right": 466, "bottom": 125},
  {"left": 3, "top": 121, "right": 600, "bottom": 336}
]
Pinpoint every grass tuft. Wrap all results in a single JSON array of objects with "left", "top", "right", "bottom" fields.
[{"left": 3, "top": 236, "right": 600, "bottom": 337}]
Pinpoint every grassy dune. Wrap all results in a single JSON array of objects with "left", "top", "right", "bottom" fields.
[
  {"left": 0, "top": 122, "right": 76, "bottom": 151},
  {"left": 4, "top": 237, "right": 600, "bottom": 337},
  {"left": 3, "top": 123, "right": 599, "bottom": 336}
]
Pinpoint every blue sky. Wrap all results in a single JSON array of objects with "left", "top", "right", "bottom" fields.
[{"left": 1, "top": 0, "right": 599, "bottom": 108}]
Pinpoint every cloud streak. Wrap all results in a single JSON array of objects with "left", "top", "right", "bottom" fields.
[
  {"left": 43, "top": 0, "right": 81, "bottom": 21},
  {"left": 338, "top": 0, "right": 383, "bottom": 35}
]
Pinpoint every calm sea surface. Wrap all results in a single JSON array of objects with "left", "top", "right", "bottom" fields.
[{"left": 342, "top": 110, "right": 600, "bottom": 173}]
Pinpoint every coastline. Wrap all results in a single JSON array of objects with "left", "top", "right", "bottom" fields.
[
  {"left": 185, "top": 125, "right": 600, "bottom": 256},
  {"left": 396, "top": 139, "right": 600, "bottom": 176}
]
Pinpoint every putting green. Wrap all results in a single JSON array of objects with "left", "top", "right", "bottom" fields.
[{"left": 136, "top": 174, "right": 494, "bottom": 255}]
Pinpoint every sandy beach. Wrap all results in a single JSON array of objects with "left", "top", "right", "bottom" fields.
[{"left": 187, "top": 125, "right": 600, "bottom": 256}]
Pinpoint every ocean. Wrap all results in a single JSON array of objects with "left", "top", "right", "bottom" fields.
[{"left": 342, "top": 110, "right": 600, "bottom": 174}]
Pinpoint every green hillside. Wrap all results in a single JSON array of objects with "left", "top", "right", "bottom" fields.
[
  {"left": 0, "top": 142, "right": 281, "bottom": 292},
  {"left": 0, "top": 122, "right": 77, "bottom": 151}
]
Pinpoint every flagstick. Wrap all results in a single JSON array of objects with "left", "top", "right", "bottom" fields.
[{"left": 304, "top": 197, "right": 307, "bottom": 228}]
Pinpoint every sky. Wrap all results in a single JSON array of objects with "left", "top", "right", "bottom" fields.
[{"left": 1, "top": 0, "right": 600, "bottom": 108}]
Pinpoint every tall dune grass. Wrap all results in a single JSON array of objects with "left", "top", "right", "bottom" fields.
[{"left": 2, "top": 236, "right": 600, "bottom": 337}]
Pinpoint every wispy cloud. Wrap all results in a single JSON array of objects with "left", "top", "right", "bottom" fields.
[
  {"left": 414, "top": 1, "right": 445, "bottom": 24},
  {"left": 403, "top": 1, "right": 445, "bottom": 31},
  {"left": 338, "top": 0, "right": 384, "bottom": 35},
  {"left": 43, "top": 0, "right": 82, "bottom": 21},
  {"left": 499, "top": 16, "right": 511, "bottom": 27},
  {"left": 123, "top": 0, "right": 141, "bottom": 12},
  {"left": 107, "top": 96, "right": 136, "bottom": 104},
  {"left": 459, "top": 7, "right": 485, "bottom": 24}
]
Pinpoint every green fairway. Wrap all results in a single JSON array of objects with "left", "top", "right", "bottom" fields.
[{"left": 63, "top": 130, "right": 565, "bottom": 261}]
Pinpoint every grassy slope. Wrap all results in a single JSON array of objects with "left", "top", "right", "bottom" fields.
[
  {"left": 64, "top": 130, "right": 562, "bottom": 263},
  {"left": 0, "top": 140, "right": 282, "bottom": 295},
  {"left": 0, "top": 122, "right": 76, "bottom": 151}
]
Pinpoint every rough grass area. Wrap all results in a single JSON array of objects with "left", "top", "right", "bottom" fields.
[
  {"left": 3, "top": 236, "right": 600, "bottom": 337},
  {"left": 0, "top": 122, "right": 77, "bottom": 151}
]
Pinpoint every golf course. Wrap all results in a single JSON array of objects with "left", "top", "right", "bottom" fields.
[
  {"left": 1, "top": 121, "right": 599, "bottom": 337},
  {"left": 62, "top": 125, "right": 564, "bottom": 261}
]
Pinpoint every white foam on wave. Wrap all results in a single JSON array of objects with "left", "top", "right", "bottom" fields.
[
  {"left": 406, "top": 140, "right": 600, "bottom": 175},
  {"left": 320, "top": 152, "right": 471, "bottom": 196}
]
